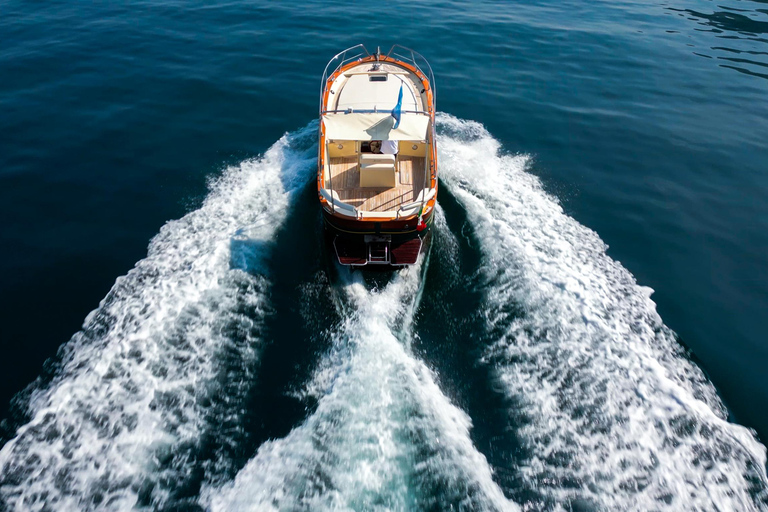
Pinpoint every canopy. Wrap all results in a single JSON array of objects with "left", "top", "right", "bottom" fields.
[{"left": 322, "top": 113, "right": 430, "bottom": 141}]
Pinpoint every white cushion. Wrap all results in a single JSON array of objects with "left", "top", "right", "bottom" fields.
[
  {"left": 361, "top": 162, "right": 395, "bottom": 171},
  {"left": 360, "top": 153, "right": 395, "bottom": 163},
  {"left": 360, "top": 167, "right": 396, "bottom": 188},
  {"left": 414, "top": 188, "right": 436, "bottom": 203},
  {"left": 319, "top": 188, "right": 357, "bottom": 216}
]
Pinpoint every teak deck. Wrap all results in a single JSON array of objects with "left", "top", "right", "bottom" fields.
[{"left": 327, "top": 155, "right": 426, "bottom": 212}]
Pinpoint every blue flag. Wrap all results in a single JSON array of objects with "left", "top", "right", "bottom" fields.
[{"left": 391, "top": 83, "right": 403, "bottom": 129}]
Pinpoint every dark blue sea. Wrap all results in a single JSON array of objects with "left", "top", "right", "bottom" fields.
[{"left": 2, "top": 0, "right": 768, "bottom": 510}]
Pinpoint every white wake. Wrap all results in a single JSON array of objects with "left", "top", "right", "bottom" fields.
[
  {"left": 0, "top": 126, "right": 316, "bottom": 511},
  {"left": 202, "top": 220, "right": 520, "bottom": 511},
  {"left": 438, "top": 113, "right": 768, "bottom": 511}
]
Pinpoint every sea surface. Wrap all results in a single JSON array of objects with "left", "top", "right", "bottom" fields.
[{"left": 1, "top": 0, "right": 768, "bottom": 510}]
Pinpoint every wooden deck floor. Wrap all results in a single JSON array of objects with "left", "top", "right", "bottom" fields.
[{"left": 327, "top": 155, "right": 426, "bottom": 212}]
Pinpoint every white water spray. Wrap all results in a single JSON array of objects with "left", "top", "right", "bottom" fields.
[
  {"left": 0, "top": 126, "right": 316, "bottom": 511},
  {"left": 202, "top": 250, "right": 520, "bottom": 511},
  {"left": 438, "top": 113, "right": 768, "bottom": 511}
]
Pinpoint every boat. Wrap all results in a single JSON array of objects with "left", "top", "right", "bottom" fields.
[{"left": 317, "top": 45, "right": 438, "bottom": 267}]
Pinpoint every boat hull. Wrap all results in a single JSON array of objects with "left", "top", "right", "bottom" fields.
[
  {"left": 318, "top": 45, "right": 437, "bottom": 269},
  {"left": 322, "top": 208, "right": 434, "bottom": 267}
]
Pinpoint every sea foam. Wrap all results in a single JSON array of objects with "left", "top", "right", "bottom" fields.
[
  {"left": 202, "top": 244, "right": 520, "bottom": 512},
  {"left": 437, "top": 113, "right": 768, "bottom": 511},
  {"left": 0, "top": 126, "right": 316, "bottom": 511}
]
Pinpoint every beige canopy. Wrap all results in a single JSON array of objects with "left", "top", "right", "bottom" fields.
[{"left": 322, "top": 113, "right": 430, "bottom": 141}]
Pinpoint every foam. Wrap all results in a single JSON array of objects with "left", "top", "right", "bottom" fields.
[
  {"left": 437, "top": 113, "right": 768, "bottom": 510},
  {"left": 431, "top": 204, "right": 461, "bottom": 285},
  {"left": 0, "top": 125, "right": 316, "bottom": 511},
  {"left": 202, "top": 263, "right": 520, "bottom": 511}
]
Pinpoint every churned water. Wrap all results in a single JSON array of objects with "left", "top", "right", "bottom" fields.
[{"left": 2, "top": 0, "right": 768, "bottom": 510}]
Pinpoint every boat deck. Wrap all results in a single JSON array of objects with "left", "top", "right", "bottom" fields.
[{"left": 328, "top": 155, "right": 426, "bottom": 212}]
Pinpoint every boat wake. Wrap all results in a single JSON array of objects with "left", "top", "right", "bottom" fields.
[
  {"left": 0, "top": 125, "right": 317, "bottom": 511},
  {"left": 202, "top": 241, "right": 519, "bottom": 511},
  {"left": 437, "top": 113, "right": 768, "bottom": 511},
  {"left": 2, "top": 115, "right": 767, "bottom": 512}
]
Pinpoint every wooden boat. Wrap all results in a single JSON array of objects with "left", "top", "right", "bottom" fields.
[{"left": 317, "top": 45, "right": 437, "bottom": 267}]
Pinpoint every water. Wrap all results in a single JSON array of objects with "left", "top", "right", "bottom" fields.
[
  {"left": 202, "top": 254, "right": 514, "bottom": 511},
  {"left": 1, "top": 0, "right": 768, "bottom": 510}
]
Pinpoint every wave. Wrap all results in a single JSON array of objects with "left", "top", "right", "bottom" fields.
[
  {"left": 0, "top": 126, "right": 316, "bottom": 511},
  {"left": 437, "top": 113, "right": 768, "bottom": 511},
  {"left": 202, "top": 240, "right": 520, "bottom": 511}
]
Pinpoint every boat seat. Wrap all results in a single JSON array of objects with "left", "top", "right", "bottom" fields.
[
  {"left": 359, "top": 152, "right": 396, "bottom": 188},
  {"left": 360, "top": 162, "right": 396, "bottom": 188},
  {"left": 360, "top": 167, "right": 396, "bottom": 187},
  {"left": 360, "top": 153, "right": 395, "bottom": 163},
  {"left": 361, "top": 162, "right": 395, "bottom": 171}
]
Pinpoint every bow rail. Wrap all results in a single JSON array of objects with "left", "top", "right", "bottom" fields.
[{"left": 319, "top": 44, "right": 436, "bottom": 114}]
